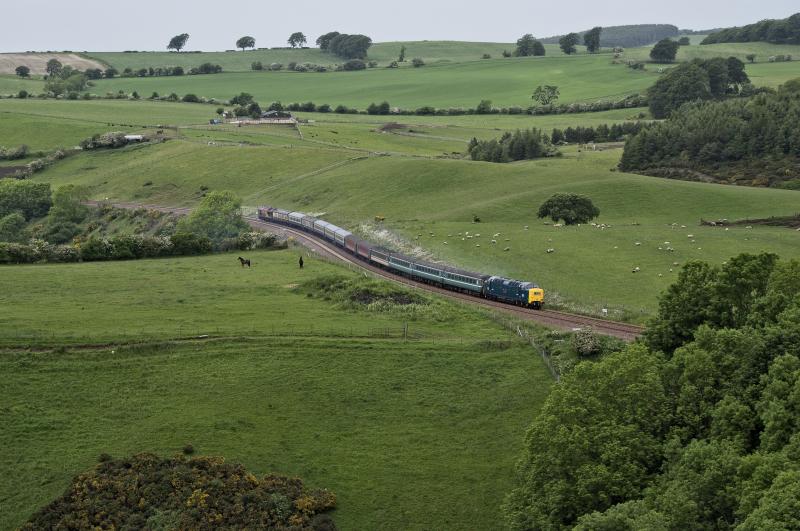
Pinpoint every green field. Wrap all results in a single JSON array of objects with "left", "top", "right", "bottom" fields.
[
  {"left": 89, "top": 55, "right": 657, "bottom": 109},
  {"left": 0, "top": 250, "right": 553, "bottom": 529},
  {"left": 27, "top": 128, "right": 800, "bottom": 318},
  {"left": 87, "top": 41, "right": 578, "bottom": 72}
]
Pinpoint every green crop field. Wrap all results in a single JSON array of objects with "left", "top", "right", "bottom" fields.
[
  {"left": 0, "top": 250, "right": 554, "bottom": 529},
  {"left": 90, "top": 55, "right": 657, "bottom": 109}
]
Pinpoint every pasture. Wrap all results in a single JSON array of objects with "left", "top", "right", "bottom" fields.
[
  {"left": 90, "top": 55, "right": 657, "bottom": 109},
  {"left": 28, "top": 131, "right": 800, "bottom": 318},
  {"left": 0, "top": 250, "right": 554, "bottom": 530},
  {"left": 87, "top": 41, "right": 576, "bottom": 72}
]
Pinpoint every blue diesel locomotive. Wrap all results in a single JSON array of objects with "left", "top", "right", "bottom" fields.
[{"left": 257, "top": 207, "right": 544, "bottom": 308}]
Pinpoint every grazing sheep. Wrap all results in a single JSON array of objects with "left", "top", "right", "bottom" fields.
[
  {"left": 746, "top": 226, "right": 752, "bottom": 229},
  {"left": 546, "top": 248, "right": 555, "bottom": 253},
  {"left": 476, "top": 244, "right": 481, "bottom": 247},
  {"left": 635, "top": 242, "right": 641, "bottom": 246},
  {"left": 632, "top": 266, "right": 640, "bottom": 273},
  {"left": 504, "top": 247, "right": 510, "bottom": 251},
  {"left": 553, "top": 223, "right": 562, "bottom": 228},
  {"left": 491, "top": 239, "right": 497, "bottom": 244},
  {"left": 524, "top": 225, "right": 529, "bottom": 230}
]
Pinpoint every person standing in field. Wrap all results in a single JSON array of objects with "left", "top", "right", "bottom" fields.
[{"left": 299, "top": 256, "right": 304, "bottom": 269}]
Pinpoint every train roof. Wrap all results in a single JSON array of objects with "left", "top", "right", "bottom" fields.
[
  {"left": 488, "top": 276, "right": 540, "bottom": 288},
  {"left": 388, "top": 250, "right": 488, "bottom": 280}
]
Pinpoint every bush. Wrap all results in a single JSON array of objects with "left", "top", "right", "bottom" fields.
[
  {"left": 169, "top": 232, "right": 212, "bottom": 255},
  {"left": 343, "top": 59, "right": 366, "bottom": 71},
  {"left": 251, "top": 61, "right": 263, "bottom": 71},
  {"left": 20, "top": 453, "right": 337, "bottom": 530},
  {"left": 181, "top": 93, "right": 200, "bottom": 103},
  {"left": 0, "top": 144, "right": 29, "bottom": 160},
  {"left": 269, "top": 62, "right": 283, "bottom": 71},
  {"left": 17, "top": 89, "right": 28, "bottom": 99},
  {"left": 468, "top": 128, "right": 558, "bottom": 163},
  {"left": 0, "top": 180, "right": 51, "bottom": 219},
  {"left": 411, "top": 57, "right": 425, "bottom": 67}
]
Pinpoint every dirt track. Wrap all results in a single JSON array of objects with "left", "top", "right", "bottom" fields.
[{"left": 0, "top": 53, "right": 105, "bottom": 75}]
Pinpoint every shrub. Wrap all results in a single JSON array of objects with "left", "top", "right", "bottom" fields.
[
  {"left": 411, "top": 57, "right": 425, "bottom": 67},
  {"left": 317, "top": 103, "right": 331, "bottom": 113},
  {"left": 482, "top": 53, "right": 491, "bottom": 59},
  {"left": 17, "top": 89, "right": 28, "bottom": 99},
  {"left": 251, "top": 61, "right": 263, "bottom": 71},
  {"left": 270, "top": 62, "right": 283, "bottom": 71},
  {"left": 170, "top": 232, "right": 212, "bottom": 255},
  {"left": 387, "top": 61, "right": 398, "bottom": 68},
  {"left": 20, "top": 453, "right": 337, "bottom": 530},
  {"left": 0, "top": 180, "right": 51, "bottom": 219},
  {"left": 343, "top": 59, "right": 366, "bottom": 71},
  {"left": 182, "top": 93, "right": 200, "bottom": 103}
]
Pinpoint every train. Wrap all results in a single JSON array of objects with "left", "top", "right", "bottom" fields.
[{"left": 257, "top": 207, "right": 544, "bottom": 309}]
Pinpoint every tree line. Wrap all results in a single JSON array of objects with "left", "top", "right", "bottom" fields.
[
  {"left": 702, "top": 12, "right": 800, "bottom": 45},
  {"left": 467, "top": 128, "right": 558, "bottom": 163},
  {"left": 541, "top": 24, "right": 680, "bottom": 48},
  {"left": 647, "top": 56, "right": 750, "bottom": 118},
  {"left": 621, "top": 80, "right": 800, "bottom": 188},
  {"left": 505, "top": 251, "right": 800, "bottom": 530}
]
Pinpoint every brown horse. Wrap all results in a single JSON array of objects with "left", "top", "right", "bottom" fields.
[{"left": 238, "top": 256, "right": 251, "bottom": 268}]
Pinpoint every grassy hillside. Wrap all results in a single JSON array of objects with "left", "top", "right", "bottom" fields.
[
  {"left": 87, "top": 42, "right": 576, "bottom": 72},
  {"left": 623, "top": 41, "right": 800, "bottom": 62},
  {"left": 90, "top": 55, "right": 656, "bottom": 109},
  {"left": 30, "top": 137, "right": 800, "bottom": 318},
  {"left": 0, "top": 250, "right": 554, "bottom": 529}
]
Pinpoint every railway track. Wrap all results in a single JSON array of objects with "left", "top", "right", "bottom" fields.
[{"left": 92, "top": 201, "right": 645, "bottom": 341}]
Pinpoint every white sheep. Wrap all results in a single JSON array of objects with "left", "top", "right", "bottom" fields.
[
  {"left": 491, "top": 239, "right": 497, "bottom": 244},
  {"left": 504, "top": 247, "right": 510, "bottom": 251},
  {"left": 546, "top": 248, "right": 555, "bottom": 253}
]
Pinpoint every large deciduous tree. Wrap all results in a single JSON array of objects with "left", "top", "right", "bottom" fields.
[
  {"left": 15, "top": 65, "right": 30, "bottom": 78},
  {"left": 167, "top": 33, "right": 190, "bottom": 52},
  {"left": 288, "top": 32, "right": 307, "bottom": 48},
  {"left": 236, "top": 36, "right": 255, "bottom": 51},
  {"left": 45, "top": 58, "right": 62, "bottom": 77},
  {"left": 646, "top": 62, "right": 711, "bottom": 118},
  {"left": 559, "top": 32, "right": 580, "bottom": 54},
  {"left": 531, "top": 85, "right": 559, "bottom": 105},
  {"left": 537, "top": 193, "right": 599, "bottom": 225},
  {"left": 584, "top": 26, "right": 602, "bottom": 52},
  {"left": 514, "top": 34, "right": 545, "bottom": 57},
  {"left": 650, "top": 38, "right": 680, "bottom": 63},
  {"left": 504, "top": 345, "right": 670, "bottom": 530},
  {"left": 315, "top": 31, "right": 340, "bottom": 50}
]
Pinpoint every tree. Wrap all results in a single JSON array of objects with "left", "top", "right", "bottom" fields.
[
  {"left": 236, "top": 36, "right": 255, "bottom": 51},
  {"left": 0, "top": 212, "right": 26, "bottom": 242},
  {"left": 0, "top": 180, "right": 52, "bottom": 220},
  {"left": 678, "top": 36, "right": 691, "bottom": 45},
  {"left": 84, "top": 68, "right": 103, "bottom": 80},
  {"left": 559, "top": 33, "right": 579, "bottom": 54},
  {"left": 176, "top": 191, "right": 249, "bottom": 243},
  {"left": 584, "top": 27, "right": 602, "bottom": 53},
  {"left": 537, "top": 193, "right": 599, "bottom": 225},
  {"left": 646, "top": 62, "right": 710, "bottom": 118},
  {"left": 45, "top": 58, "right": 62, "bottom": 77},
  {"left": 15, "top": 65, "right": 30, "bottom": 78},
  {"left": 230, "top": 92, "right": 254, "bottom": 106},
  {"left": 167, "top": 33, "right": 190, "bottom": 52},
  {"left": 411, "top": 57, "right": 424, "bottom": 67},
  {"left": 531, "top": 85, "right": 559, "bottom": 105},
  {"left": 288, "top": 32, "right": 307, "bottom": 48},
  {"left": 650, "top": 38, "right": 680, "bottom": 63},
  {"left": 49, "top": 185, "right": 89, "bottom": 224},
  {"left": 328, "top": 34, "right": 372, "bottom": 59},
  {"left": 399, "top": 45, "right": 406, "bottom": 62},
  {"left": 104, "top": 67, "right": 118, "bottom": 79},
  {"left": 504, "top": 346, "right": 669, "bottom": 530},
  {"left": 515, "top": 34, "right": 545, "bottom": 57},
  {"left": 746, "top": 53, "right": 756, "bottom": 63},
  {"left": 315, "top": 31, "right": 340, "bottom": 50}
]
